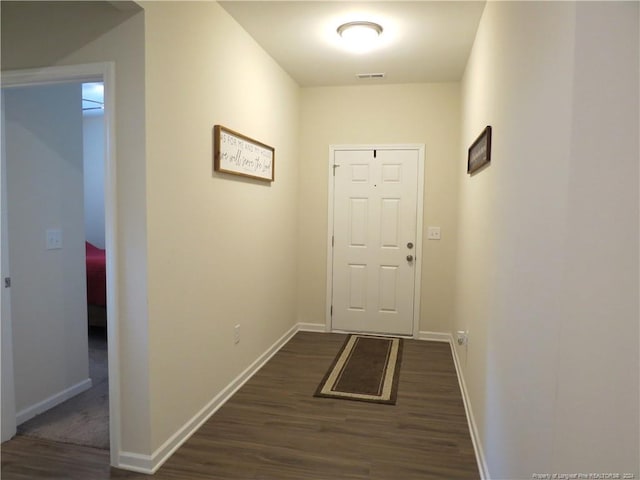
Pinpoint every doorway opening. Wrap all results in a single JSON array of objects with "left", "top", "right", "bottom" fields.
[
  {"left": 1, "top": 63, "right": 120, "bottom": 464},
  {"left": 9, "top": 80, "right": 109, "bottom": 450}
]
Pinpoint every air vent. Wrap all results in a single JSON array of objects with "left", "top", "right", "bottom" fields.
[{"left": 356, "top": 73, "right": 385, "bottom": 80}]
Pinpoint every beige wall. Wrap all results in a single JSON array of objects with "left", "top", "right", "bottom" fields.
[
  {"left": 4, "top": 84, "right": 89, "bottom": 418},
  {"left": 298, "top": 83, "right": 460, "bottom": 334},
  {"left": 141, "top": 1, "right": 300, "bottom": 451},
  {"left": 457, "top": 2, "right": 638, "bottom": 477}
]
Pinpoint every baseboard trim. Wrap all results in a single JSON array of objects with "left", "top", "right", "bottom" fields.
[
  {"left": 447, "top": 337, "right": 490, "bottom": 479},
  {"left": 417, "top": 330, "right": 452, "bottom": 342},
  {"left": 297, "top": 322, "right": 326, "bottom": 332},
  {"left": 16, "top": 378, "right": 92, "bottom": 425},
  {"left": 117, "top": 323, "right": 302, "bottom": 474},
  {"left": 116, "top": 451, "right": 155, "bottom": 474}
]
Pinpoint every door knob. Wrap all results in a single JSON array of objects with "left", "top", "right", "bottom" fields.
[
  {"left": 407, "top": 242, "right": 414, "bottom": 249},
  {"left": 406, "top": 255, "right": 414, "bottom": 262}
]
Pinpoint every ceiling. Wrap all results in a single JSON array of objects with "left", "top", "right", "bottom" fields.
[
  {"left": 219, "top": 1, "right": 486, "bottom": 87},
  {"left": 1, "top": 1, "right": 141, "bottom": 71}
]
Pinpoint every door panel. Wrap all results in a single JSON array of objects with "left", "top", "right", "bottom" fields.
[
  {"left": 347, "top": 264, "right": 366, "bottom": 310},
  {"left": 349, "top": 198, "right": 368, "bottom": 246},
  {"left": 1, "top": 92, "right": 17, "bottom": 442},
  {"left": 380, "top": 198, "right": 400, "bottom": 247},
  {"left": 332, "top": 148, "right": 418, "bottom": 335}
]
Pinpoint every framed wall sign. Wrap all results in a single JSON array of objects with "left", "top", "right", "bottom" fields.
[
  {"left": 213, "top": 125, "right": 275, "bottom": 182},
  {"left": 467, "top": 126, "right": 492, "bottom": 174}
]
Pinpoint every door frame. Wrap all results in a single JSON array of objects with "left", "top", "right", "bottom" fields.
[
  {"left": 1, "top": 62, "right": 121, "bottom": 464},
  {"left": 326, "top": 144, "right": 425, "bottom": 338}
]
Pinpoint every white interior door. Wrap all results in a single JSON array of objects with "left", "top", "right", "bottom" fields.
[
  {"left": 1, "top": 92, "right": 17, "bottom": 442},
  {"left": 331, "top": 148, "right": 419, "bottom": 336}
]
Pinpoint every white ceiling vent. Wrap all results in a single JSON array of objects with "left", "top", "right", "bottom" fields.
[{"left": 356, "top": 73, "right": 386, "bottom": 80}]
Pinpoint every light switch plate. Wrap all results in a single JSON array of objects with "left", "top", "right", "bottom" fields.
[
  {"left": 46, "top": 229, "right": 63, "bottom": 250},
  {"left": 427, "top": 226, "right": 441, "bottom": 240}
]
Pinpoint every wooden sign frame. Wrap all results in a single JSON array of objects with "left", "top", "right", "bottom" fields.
[
  {"left": 467, "top": 126, "right": 492, "bottom": 175},
  {"left": 213, "top": 125, "right": 275, "bottom": 182}
]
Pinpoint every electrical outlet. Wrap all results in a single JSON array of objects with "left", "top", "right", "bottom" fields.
[
  {"left": 456, "top": 330, "right": 468, "bottom": 346},
  {"left": 234, "top": 324, "right": 240, "bottom": 344}
]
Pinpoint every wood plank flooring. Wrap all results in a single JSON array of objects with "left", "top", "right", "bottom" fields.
[{"left": 1, "top": 332, "right": 479, "bottom": 479}]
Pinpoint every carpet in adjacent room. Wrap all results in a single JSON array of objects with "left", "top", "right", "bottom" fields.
[{"left": 17, "top": 327, "right": 109, "bottom": 450}]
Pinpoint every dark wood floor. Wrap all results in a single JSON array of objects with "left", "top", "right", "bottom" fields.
[{"left": 1, "top": 332, "right": 479, "bottom": 479}]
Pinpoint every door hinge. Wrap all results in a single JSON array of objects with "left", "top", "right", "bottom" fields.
[
  {"left": 330, "top": 305, "right": 333, "bottom": 316},
  {"left": 332, "top": 235, "right": 334, "bottom": 247},
  {"left": 4, "top": 277, "right": 11, "bottom": 288},
  {"left": 333, "top": 163, "right": 340, "bottom": 176},
  {"left": 373, "top": 149, "right": 377, "bottom": 158}
]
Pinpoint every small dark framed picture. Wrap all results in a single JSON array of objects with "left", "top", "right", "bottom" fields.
[{"left": 467, "top": 126, "right": 492, "bottom": 174}]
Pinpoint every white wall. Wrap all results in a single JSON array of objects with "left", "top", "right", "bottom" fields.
[
  {"left": 298, "top": 83, "right": 460, "bottom": 334},
  {"left": 83, "top": 113, "right": 105, "bottom": 249},
  {"left": 141, "top": 1, "right": 300, "bottom": 451},
  {"left": 4, "top": 84, "right": 89, "bottom": 419},
  {"left": 552, "top": 2, "right": 639, "bottom": 473},
  {"left": 457, "top": 2, "right": 639, "bottom": 478}
]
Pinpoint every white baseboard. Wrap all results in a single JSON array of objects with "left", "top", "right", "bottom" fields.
[
  {"left": 116, "top": 451, "right": 155, "bottom": 474},
  {"left": 446, "top": 336, "right": 490, "bottom": 479},
  {"left": 118, "top": 322, "right": 302, "bottom": 474},
  {"left": 418, "top": 330, "right": 452, "bottom": 342},
  {"left": 16, "top": 378, "right": 92, "bottom": 425},
  {"left": 297, "top": 322, "right": 326, "bottom": 332}
]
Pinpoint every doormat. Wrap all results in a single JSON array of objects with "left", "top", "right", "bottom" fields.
[{"left": 314, "top": 334, "right": 403, "bottom": 405}]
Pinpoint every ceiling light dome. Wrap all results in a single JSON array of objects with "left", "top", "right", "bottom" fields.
[{"left": 337, "top": 21, "right": 383, "bottom": 53}]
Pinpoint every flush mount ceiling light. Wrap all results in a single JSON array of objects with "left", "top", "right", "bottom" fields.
[{"left": 337, "top": 21, "right": 383, "bottom": 53}]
